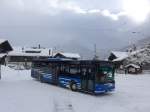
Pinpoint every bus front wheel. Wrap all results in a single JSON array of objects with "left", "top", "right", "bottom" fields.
[{"left": 70, "top": 81, "right": 77, "bottom": 91}]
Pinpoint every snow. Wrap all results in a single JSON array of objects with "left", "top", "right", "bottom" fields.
[
  {"left": 125, "top": 47, "right": 150, "bottom": 65},
  {"left": 0, "top": 53, "right": 6, "bottom": 58},
  {"left": 8, "top": 47, "right": 52, "bottom": 57},
  {"left": 0, "top": 39, "right": 6, "bottom": 44},
  {"left": 111, "top": 51, "right": 128, "bottom": 61},
  {"left": 0, "top": 66, "right": 150, "bottom": 112},
  {"left": 125, "top": 64, "right": 140, "bottom": 68},
  {"left": 55, "top": 52, "right": 81, "bottom": 59},
  {"left": 61, "top": 53, "right": 80, "bottom": 58},
  {"left": 8, "top": 47, "right": 80, "bottom": 59},
  {"left": 112, "top": 49, "right": 146, "bottom": 62}
]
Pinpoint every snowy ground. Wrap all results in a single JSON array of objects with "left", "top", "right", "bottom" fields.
[{"left": 0, "top": 66, "right": 150, "bottom": 112}]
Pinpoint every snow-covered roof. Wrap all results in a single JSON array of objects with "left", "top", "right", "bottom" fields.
[
  {"left": 125, "top": 64, "right": 140, "bottom": 69},
  {"left": 111, "top": 51, "right": 128, "bottom": 61},
  {"left": 8, "top": 47, "right": 52, "bottom": 57},
  {"left": 0, "top": 39, "right": 13, "bottom": 53},
  {"left": 112, "top": 48, "right": 146, "bottom": 62},
  {"left": 131, "top": 48, "right": 146, "bottom": 55},
  {"left": 0, "top": 39, "right": 7, "bottom": 44},
  {"left": 54, "top": 52, "right": 81, "bottom": 59},
  {"left": 0, "top": 53, "right": 7, "bottom": 58}
]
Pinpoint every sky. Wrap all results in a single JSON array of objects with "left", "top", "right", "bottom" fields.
[{"left": 0, "top": 0, "right": 150, "bottom": 57}]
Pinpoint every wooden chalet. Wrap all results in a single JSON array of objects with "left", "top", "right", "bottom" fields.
[
  {"left": 125, "top": 64, "right": 142, "bottom": 74},
  {"left": 0, "top": 39, "right": 13, "bottom": 79}
]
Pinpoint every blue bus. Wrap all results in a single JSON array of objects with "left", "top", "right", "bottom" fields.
[{"left": 31, "top": 59, "right": 115, "bottom": 94}]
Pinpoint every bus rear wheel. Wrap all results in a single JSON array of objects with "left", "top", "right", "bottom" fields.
[{"left": 70, "top": 82, "right": 77, "bottom": 91}]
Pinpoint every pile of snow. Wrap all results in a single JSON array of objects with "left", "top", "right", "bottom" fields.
[{"left": 0, "top": 66, "right": 150, "bottom": 112}]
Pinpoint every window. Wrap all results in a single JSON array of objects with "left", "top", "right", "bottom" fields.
[
  {"left": 96, "top": 71, "right": 106, "bottom": 83},
  {"left": 70, "top": 67, "right": 79, "bottom": 74},
  {"left": 60, "top": 64, "right": 80, "bottom": 75},
  {"left": 60, "top": 64, "right": 70, "bottom": 74},
  {"left": 25, "top": 50, "right": 41, "bottom": 53},
  {"left": 96, "top": 67, "right": 114, "bottom": 83}
]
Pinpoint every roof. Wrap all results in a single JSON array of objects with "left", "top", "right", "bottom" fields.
[
  {"left": 8, "top": 47, "right": 52, "bottom": 57},
  {"left": 54, "top": 52, "right": 81, "bottom": 59},
  {"left": 125, "top": 64, "right": 140, "bottom": 69},
  {"left": 33, "top": 58, "right": 114, "bottom": 66},
  {"left": 0, "top": 53, "right": 7, "bottom": 58},
  {"left": 0, "top": 39, "right": 13, "bottom": 53},
  {"left": 0, "top": 39, "right": 7, "bottom": 44},
  {"left": 111, "top": 51, "right": 128, "bottom": 61},
  {"left": 111, "top": 48, "right": 146, "bottom": 62}
]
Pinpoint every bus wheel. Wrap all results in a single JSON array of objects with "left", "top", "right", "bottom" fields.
[{"left": 70, "top": 81, "right": 77, "bottom": 91}]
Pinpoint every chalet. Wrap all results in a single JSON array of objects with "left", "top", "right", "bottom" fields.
[
  {"left": 54, "top": 52, "right": 81, "bottom": 60},
  {"left": 5, "top": 47, "right": 53, "bottom": 69},
  {"left": 108, "top": 51, "right": 129, "bottom": 68},
  {"left": 108, "top": 49, "right": 146, "bottom": 68},
  {"left": 6, "top": 46, "right": 81, "bottom": 69},
  {"left": 125, "top": 64, "right": 142, "bottom": 74},
  {"left": 108, "top": 51, "right": 128, "bottom": 62},
  {"left": 0, "top": 39, "right": 13, "bottom": 64},
  {"left": 0, "top": 39, "right": 13, "bottom": 53},
  {"left": 0, "top": 39, "right": 13, "bottom": 79}
]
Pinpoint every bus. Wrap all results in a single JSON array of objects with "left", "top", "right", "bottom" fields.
[{"left": 31, "top": 58, "right": 115, "bottom": 94}]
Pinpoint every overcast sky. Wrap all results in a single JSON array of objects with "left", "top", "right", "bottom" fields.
[{"left": 0, "top": 0, "right": 150, "bottom": 54}]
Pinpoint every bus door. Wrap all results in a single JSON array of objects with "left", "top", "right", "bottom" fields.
[
  {"left": 51, "top": 64, "right": 60, "bottom": 84},
  {"left": 81, "top": 68, "right": 94, "bottom": 92}
]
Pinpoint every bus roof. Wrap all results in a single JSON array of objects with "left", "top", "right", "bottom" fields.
[{"left": 32, "top": 58, "right": 114, "bottom": 67}]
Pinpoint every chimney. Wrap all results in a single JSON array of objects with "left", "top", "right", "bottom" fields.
[
  {"left": 38, "top": 44, "right": 41, "bottom": 49},
  {"left": 49, "top": 49, "right": 51, "bottom": 56},
  {"left": 22, "top": 47, "right": 24, "bottom": 52}
]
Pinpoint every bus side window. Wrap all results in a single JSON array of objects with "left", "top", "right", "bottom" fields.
[
  {"left": 81, "top": 68, "right": 87, "bottom": 76},
  {"left": 60, "top": 65, "right": 69, "bottom": 74},
  {"left": 60, "top": 65, "right": 65, "bottom": 74},
  {"left": 64, "top": 66, "right": 69, "bottom": 74},
  {"left": 70, "top": 67, "right": 78, "bottom": 75}
]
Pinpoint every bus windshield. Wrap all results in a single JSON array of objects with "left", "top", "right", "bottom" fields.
[{"left": 96, "top": 67, "right": 114, "bottom": 83}]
